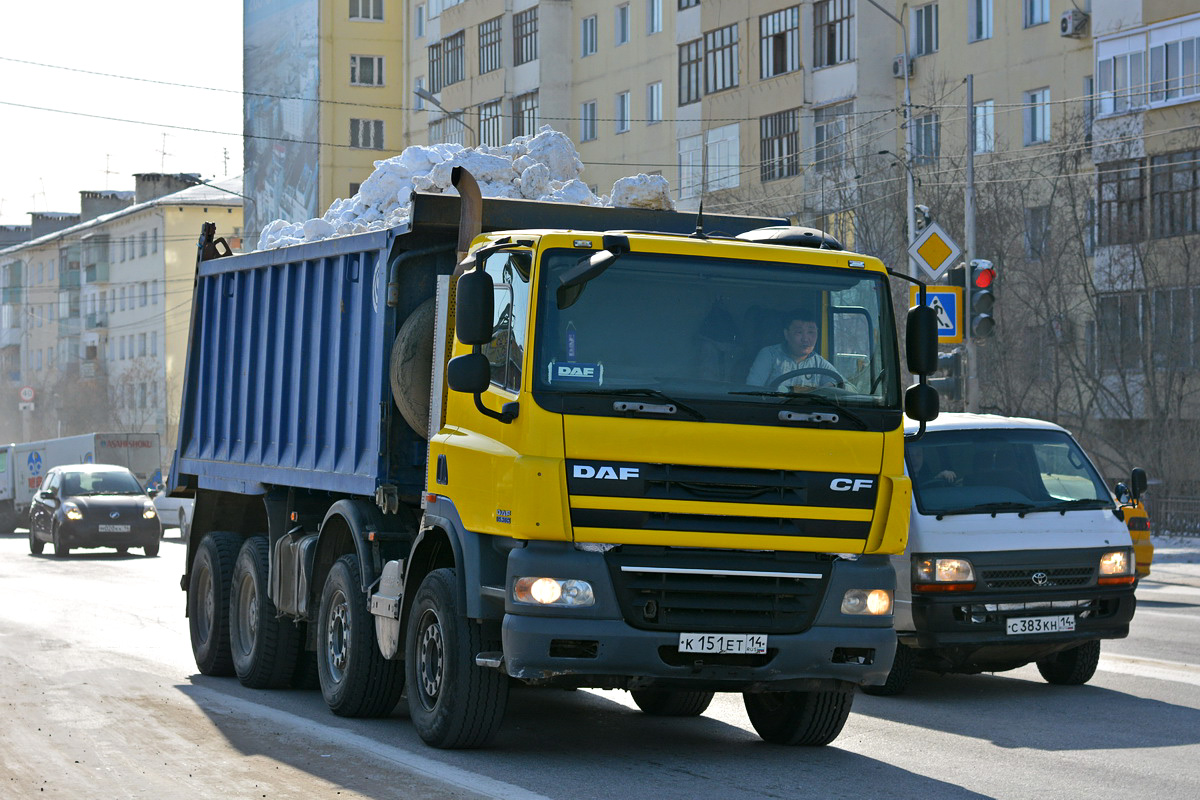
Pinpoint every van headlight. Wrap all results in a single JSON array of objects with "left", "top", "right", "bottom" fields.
[
  {"left": 913, "top": 557, "right": 976, "bottom": 592},
  {"left": 1098, "top": 549, "right": 1135, "bottom": 585},
  {"left": 513, "top": 577, "right": 596, "bottom": 607}
]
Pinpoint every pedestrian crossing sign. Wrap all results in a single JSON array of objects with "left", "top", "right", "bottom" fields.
[{"left": 909, "top": 286, "right": 963, "bottom": 344}]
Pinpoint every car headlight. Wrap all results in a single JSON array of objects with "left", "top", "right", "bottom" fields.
[
  {"left": 841, "top": 589, "right": 893, "bottom": 615},
  {"left": 1098, "top": 549, "right": 1135, "bottom": 584},
  {"left": 513, "top": 577, "right": 596, "bottom": 607},
  {"left": 143, "top": 502, "right": 158, "bottom": 519},
  {"left": 913, "top": 557, "right": 976, "bottom": 591},
  {"left": 63, "top": 502, "right": 83, "bottom": 521}
]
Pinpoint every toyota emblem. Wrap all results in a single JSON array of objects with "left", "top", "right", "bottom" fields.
[
  {"left": 109, "top": 511, "right": 121, "bottom": 519},
  {"left": 1031, "top": 571, "right": 1049, "bottom": 586}
]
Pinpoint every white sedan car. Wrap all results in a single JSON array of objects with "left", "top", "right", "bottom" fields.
[{"left": 152, "top": 492, "right": 194, "bottom": 540}]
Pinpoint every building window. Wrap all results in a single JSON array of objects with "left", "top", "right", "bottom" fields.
[
  {"left": 350, "top": 0, "right": 383, "bottom": 21},
  {"left": 973, "top": 100, "right": 995, "bottom": 153},
  {"left": 913, "top": 113, "right": 940, "bottom": 164},
  {"left": 415, "top": 4, "right": 425, "bottom": 37},
  {"left": 1151, "top": 288, "right": 1200, "bottom": 370},
  {"left": 913, "top": 3, "right": 938, "bottom": 56},
  {"left": 350, "top": 55, "right": 384, "bottom": 86},
  {"left": 1024, "top": 0, "right": 1049, "bottom": 28},
  {"left": 429, "top": 116, "right": 466, "bottom": 146},
  {"left": 512, "top": 91, "right": 539, "bottom": 138},
  {"left": 1151, "top": 149, "right": 1200, "bottom": 238},
  {"left": 679, "top": 134, "right": 703, "bottom": 199},
  {"left": 1149, "top": 35, "right": 1200, "bottom": 104},
  {"left": 705, "top": 24, "right": 739, "bottom": 94},
  {"left": 679, "top": 0, "right": 699, "bottom": 8},
  {"left": 480, "top": 100, "right": 504, "bottom": 147},
  {"left": 513, "top": 7, "right": 538, "bottom": 66},
  {"left": 762, "top": 6, "right": 801, "bottom": 79},
  {"left": 616, "top": 4, "right": 630, "bottom": 46},
  {"left": 706, "top": 123, "right": 741, "bottom": 191},
  {"left": 1098, "top": 160, "right": 1145, "bottom": 246},
  {"left": 615, "top": 91, "right": 631, "bottom": 133},
  {"left": 646, "top": 81, "right": 663, "bottom": 124},
  {"left": 1097, "top": 293, "right": 1144, "bottom": 371},
  {"left": 443, "top": 31, "right": 465, "bottom": 86},
  {"left": 1024, "top": 87, "right": 1051, "bottom": 145},
  {"left": 760, "top": 108, "right": 800, "bottom": 182},
  {"left": 151, "top": 228, "right": 158, "bottom": 254},
  {"left": 812, "top": 1, "right": 851, "bottom": 69},
  {"left": 139, "top": 231, "right": 148, "bottom": 256},
  {"left": 1024, "top": 206, "right": 1050, "bottom": 259},
  {"left": 648, "top": 0, "right": 662, "bottom": 34},
  {"left": 969, "top": 0, "right": 992, "bottom": 42},
  {"left": 1097, "top": 51, "right": 1147, "bottom": 116},
  {"left": 679, "top": 39, "right": 702, "bottom": 105},
  {"left": 479, "top": 16, "right": 503, "bottom": 74},
  {"left": 581, "top": 15, "right": 598, "bottom": 57},
  {"left": 580, "top": 101, "right": 598, "bottom": 142},
  {"left": 814, "top": 102, "right": 852, "bottom": 172},
  {"left": 414, "top": 77, "right": 425, "bottom": 109},
  {"left": 350, "top": 118, "right": 385, "bottom": 149}
]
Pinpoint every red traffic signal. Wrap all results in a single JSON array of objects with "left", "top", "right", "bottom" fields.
[
  {"left": 973, "top": 266, "right": 995, "bottom": 289},
  {"left": 969, "top": 259, "right": 996, "bottom": 338}
]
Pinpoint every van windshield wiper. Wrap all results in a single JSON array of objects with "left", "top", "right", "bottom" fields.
[
  {"left": 571, "top": 388, "right": 705, "bottom": 420},
  {"left": 1027, "top": 498, "right": 1112, "bottom": 514},
  {"left": 934, "top": 501, "right": 1039, "bottom": 517}
]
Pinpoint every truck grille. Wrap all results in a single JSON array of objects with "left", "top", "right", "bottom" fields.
[
  {"left": 606, "top": 547, "right": 831, "bottom": 634},
  {"left": 980, "top": 566, "right": 1094, "bottom": 590}
]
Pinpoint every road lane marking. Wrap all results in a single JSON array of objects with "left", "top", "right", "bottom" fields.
[
  {"left": 1099, "top": 652, "right": 1200, "bottom": 687},
  {"left": 190, "top": 686, "right": 554, "bottom": 800}
]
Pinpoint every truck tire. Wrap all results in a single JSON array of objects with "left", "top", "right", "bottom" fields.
[
  {"left": 390, "top": 297, "right": 436, "bottom": 439},
  {"left": 406, "top": 568, "right": 509, "bottom": 749},
  {"left": 230, "top": 537, "right": 300, "bottom": 689},
  {"left": 1036, "top": 640, "right": 1101, "bottom": 685},
  {"left": 188, "top": 531, "right": 241, "bottom": 676},
  {"left": 317, "top": 554, "right": 405, "bottom": 717},
  {"left": 861, "top": 641, "right": 915, "bottom": 696},
  {"left": 29, "top": 528, "right": 44, "bottom": 555},
  {"left": 630, "top": 689, "right": 715, "bottom": 717},
  {"left": 743, "top": 689, "right": 854, "bottom": 746}
]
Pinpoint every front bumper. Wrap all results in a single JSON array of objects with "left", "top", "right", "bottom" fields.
[{"left": 57, "top": 518, "right": 161, "bottom": 549}]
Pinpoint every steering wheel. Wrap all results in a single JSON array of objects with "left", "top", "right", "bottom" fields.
[{"left": 770, "top": 367, "right": 845, "bottom": 391}]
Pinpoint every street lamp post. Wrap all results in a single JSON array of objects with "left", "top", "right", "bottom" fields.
[{"left": 415, "top": 88, "right": 478, "bottom": 148}]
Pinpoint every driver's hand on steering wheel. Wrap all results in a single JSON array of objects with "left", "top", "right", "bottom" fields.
[{"left": 789, "top": 384, "right": 815, "bottom": 393}]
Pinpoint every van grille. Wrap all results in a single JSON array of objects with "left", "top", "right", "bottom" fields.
[{"left": 980, "top": 566, "right": 1094, "bottom": 590}]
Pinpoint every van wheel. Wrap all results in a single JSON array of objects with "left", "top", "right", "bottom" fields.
[
  {"left": 743, "top": 689, "right": 854, "bottom": 746},
  {"left": 1036, "top": 640, "right": 1101, "bottom": 685},
  {"left": 631, "top": 689, "right": 715, "bottom": 716},
  {"left": 188, "top": 531, "right": 241, "bottom": 676},
  {"left": 230, "top": 537, "right": 299, "bottom": 689},
  {"left": 861, "top": 642, "right": 915, "bottom": 696},
  {"left": 407, "top": 568, "right": 508, "bottom": 748},
  {"left": 317, "top": 554, "right": 405, "bottom": 717}
]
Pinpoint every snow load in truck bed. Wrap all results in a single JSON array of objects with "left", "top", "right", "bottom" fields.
[{"left": 258, "top": 126, "right": 673, "bottom": 250}]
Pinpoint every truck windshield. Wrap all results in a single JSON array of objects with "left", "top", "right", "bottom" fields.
[
  {"left": 907, "top": 429, "right": 1113, "bottom": 516},
  {"left": 531, "top": 248, "right": 901, "bottom": 428}
]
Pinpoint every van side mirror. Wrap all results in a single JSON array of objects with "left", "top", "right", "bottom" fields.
[
  {"left": 906, "top": 305, "right": 938, "bottom": 375},
  {"left": 455, "top": 268, "right": 494, "bottom": 345},
  {"left": 1114, "top": 482, "right": 1130, "bottom": 504},
  {"left": 1130, "top": 467, "right": 1148, "bottom": 501}
]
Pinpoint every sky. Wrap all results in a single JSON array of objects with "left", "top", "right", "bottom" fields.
[{"left": 0, "top": 1, "right": 244, "bottom": 227}]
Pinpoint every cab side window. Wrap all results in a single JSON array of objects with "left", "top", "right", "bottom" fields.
[{"left": 481, "top": 251, "right": 531, "bottom": 392}]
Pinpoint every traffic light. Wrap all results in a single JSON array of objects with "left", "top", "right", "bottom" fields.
[
  {"left": 914, "top": 204, "right": 931, "bottom": 232},
  {"left": 929, "top": 349, "right": 962, "bottom": 402},
  {"left": 969, "top": 259, "right": 996, "bottom": 339}
]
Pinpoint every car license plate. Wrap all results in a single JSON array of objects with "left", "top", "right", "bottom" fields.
[
  {"left": 678, "top": 633, "right": 767, "bottom": 654},
  {"left": 98, "top": 524, "right": 131, "bottom": 533},
  {"left": 1005, "top": 614, "right": 1075, "bottom": 635}
]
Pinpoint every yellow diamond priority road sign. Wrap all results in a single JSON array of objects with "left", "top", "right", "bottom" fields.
[{"left": 908, "top": 222, "right": 961, "bottom": 282}]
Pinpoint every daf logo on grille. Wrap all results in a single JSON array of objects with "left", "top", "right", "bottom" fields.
[
  {"left": 1031, "top": 571, "right": 1050, "bottom": 586},
  {"left": 109, "top": 511, "right": 121, "bottom": 519}
]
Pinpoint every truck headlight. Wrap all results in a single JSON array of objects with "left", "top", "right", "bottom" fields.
[
  {"left": 913, "top": 557, "right": 976, "bottom": 592},
  {"left": 841, "top": 589, "right": 893, "bottom": 615},
  {"left": 63, "top": 502, "right": 83, "bottom": 521},
  {"left": 143, "top": 502, "right": 158, "bottom": 519},
  {"left": 1098, "top": 549, "right": 1135, "bottom": 585},
  {"left": 513, "top": 577, "right": 596, "bottom": 607}
]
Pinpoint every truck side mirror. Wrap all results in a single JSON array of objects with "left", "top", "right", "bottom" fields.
[
  {"left": 455, "top": 268, "right": 494, "bottom": 346},
  {"left": 906, "top": 304, "right": 938, "bottom": 375},
  {"left": 1130, "top": 467, "right": 1148, "bottom": 501},
  {"left": 447, "top": 352, "right": 490, "bottom": 394},
  {"left": 904, "top": 382, "right": 939, "bottom": 422}
]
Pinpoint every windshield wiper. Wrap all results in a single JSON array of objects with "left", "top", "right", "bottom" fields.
[
  {"left": 1027, "top": 498, "right": 1112, "bottom": 514},
  {"left": 934, "top": 501, "right": 1039, "bottom": 518},
  {"left": 728, "top": 391, "right": 868, "bottom": 429},
  {"left": 571, "top": 388, "right": 705, "bottom": 421}
]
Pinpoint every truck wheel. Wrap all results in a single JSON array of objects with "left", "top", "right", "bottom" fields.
[
  {"left": 743, "top": 689, "right": 854, "bottom": 746},
  {"left": 29, "top": 528, "right": 44, "bottom": 555},
  {"left": 1036, "top": 640, "right": 1101, "bottom": 685},
  {"left": 390, "top": 297, "right": 435, "bottom": 439},
  {"left": 317, "top": 554, "right": 405, "bottom": 717},
  {"left": 188, "top": 531, "right": 241, "bottom": 676},
  {"left": 861, "top": 642, "right": 915, "bottom": 696},
  {"left": 406, "top": 568, "right": 509, "bottom": 748},
  {"left": 631, "top": 689, "right": 715, "bottom": 716},
  {"left": 52, "top": 525, "right": 71, "bottom": 558},
  {"left": 230, "top": 537, "right": 300, "bottom": 689}
]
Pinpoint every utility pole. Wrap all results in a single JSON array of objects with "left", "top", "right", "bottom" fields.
[{"left": 964, "top": 75, "right": 980, "bottom": 412}]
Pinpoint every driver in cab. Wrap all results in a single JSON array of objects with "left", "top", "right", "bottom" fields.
[{"left": 746, "top": 309, "right": 843, "bottom": 391}]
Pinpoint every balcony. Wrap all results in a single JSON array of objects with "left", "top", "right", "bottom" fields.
[
  {"left": 0, "top": 326, "right": 19, "bottom": 348},
  {"left": 85, "top": 312, "right": 108, "bottom": 330},
  {"left": 84, "top": 263, "right": 110, "bottom": 284}
]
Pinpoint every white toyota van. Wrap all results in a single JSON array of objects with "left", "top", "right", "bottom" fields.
[{"left": 866, "top": 413, "right": 1138, "bottom": 695}]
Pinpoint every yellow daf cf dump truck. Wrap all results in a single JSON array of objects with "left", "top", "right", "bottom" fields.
[{"left": 173, "top": 169, "right": 939, "bottom": 750}]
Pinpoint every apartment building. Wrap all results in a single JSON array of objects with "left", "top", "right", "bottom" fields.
[{"left": 0, "top": 177, "right": 243, "bottom": 458}]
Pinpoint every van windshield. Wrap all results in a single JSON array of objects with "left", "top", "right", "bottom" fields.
[{"left": 907, "top": 428, "right": 1113, "bottom": 516}]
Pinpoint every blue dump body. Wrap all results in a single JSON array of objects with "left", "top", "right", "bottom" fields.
[{"left": 172, "top": 193, "right": 784, "bottom": 502}]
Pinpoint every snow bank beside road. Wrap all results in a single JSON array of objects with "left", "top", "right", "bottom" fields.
[{"left": 258, "top": 127, "right": 673, "bottom": 250}]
